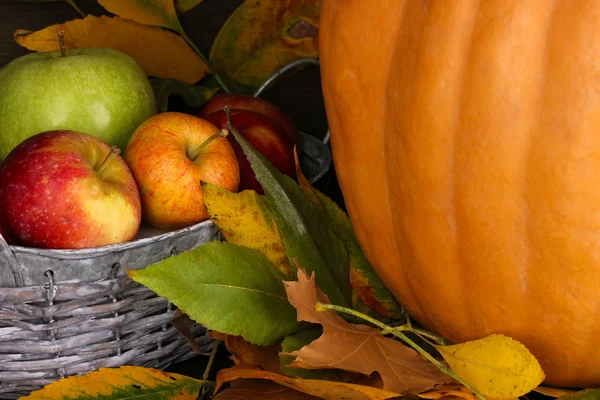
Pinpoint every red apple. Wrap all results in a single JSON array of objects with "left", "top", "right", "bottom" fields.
[
  {"left": 199, "top": 93, "right": 298, "bottom": 143},
  {"left": 0, "top": 130, "right": 142, "bottom": 249},
  {"left": 201, "top": 109, "right": 296, "bottom": 194},
  {"left": 123, "top": 112, "right": 240, "bottom": 231}
]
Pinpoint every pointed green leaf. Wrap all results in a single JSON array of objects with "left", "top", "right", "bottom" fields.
[
  {"left": 22, "top": 366, "right": 206, "bottom": 399},
  {"left": 129, "top": 242, "right": 303, "bottom": 345},
  {"left": 150, "top": 78, "right": 218, "bottom": 112},
  {"left": 227, "top": 122, "right": 352, "bottom": 308},
  {"left": 296, "top": 165, "right": 403, "bottom": 319},
  {"left": 558, "top": 389, "right": 600, "bottom": 400}
]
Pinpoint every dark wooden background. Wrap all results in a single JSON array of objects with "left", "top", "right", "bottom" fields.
[{"left": 0, "top": 0, "right": 344, "bottom": 382}]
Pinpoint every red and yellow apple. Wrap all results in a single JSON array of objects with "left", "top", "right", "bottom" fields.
[
  {"left": 123, "top": 112, "right": 240, "bottom": 231},
  {"left": 200, "top": 109, "right": 296, "bottom": 194},
  {"left": 200, "top": 93, "right": 298, "bottom": 142},
  {"left": 0, "top": 130, "right": 142, "bottom": 249}
]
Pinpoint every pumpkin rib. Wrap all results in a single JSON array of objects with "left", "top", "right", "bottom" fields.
[{"left": 384, "top": 0, "right": 431, "bottom": 325}]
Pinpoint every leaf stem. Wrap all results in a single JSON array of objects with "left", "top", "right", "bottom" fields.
[
  {"left": 177, "top": 29, "right": 237, "bottom": 94},
  {"left": 64, "top": 0, "right": 86, "bottom": 18},
  {"left": 388, "top": 325, "right": 450, "bottom": 346},
  {"left": 315, "top": 303, "right": 487, "bottom": 400},
  {"left": 202, "top": 339, "right": 221, "bottom": 381}
]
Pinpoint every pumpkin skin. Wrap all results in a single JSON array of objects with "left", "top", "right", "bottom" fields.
[{"left": 320, "top": 0, "right": 600, "bottom": 388}]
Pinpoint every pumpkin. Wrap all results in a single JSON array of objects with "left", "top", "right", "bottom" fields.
[{"left": 320, "top": 0, "right": 600, "bottom": 388}]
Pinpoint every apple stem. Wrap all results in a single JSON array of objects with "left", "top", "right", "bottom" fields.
[
  {"left": 57, "top": 28, "right": 66, "bottom": 57},
  {"left": 97, "top": 146, "right": 121, "bottom": 176},
  {"left": 189, "top": 129, "right": 228, "bottom": 160}
]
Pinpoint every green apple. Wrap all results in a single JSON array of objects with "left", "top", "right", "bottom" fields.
[{"left": 0, "top": 47, "right": 157, "bottom": 160}]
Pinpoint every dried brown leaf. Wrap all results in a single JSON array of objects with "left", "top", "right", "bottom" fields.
[
  {"left": 214, "top": 379, "right": 320, "bottom": 399},
  {"left": 209, "top": 331, "right": 282, "bottom": 373},
  {"left": 172, "top": 310, "right": 208, "bottom": 355},
  {"left": 284, "top": 269, "right": 453, "bottom": 394},
  {"left": 215, "top": 367, "right": 401, "bottom": 400}
]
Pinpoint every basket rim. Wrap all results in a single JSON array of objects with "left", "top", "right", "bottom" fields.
[{"left": 6, "top": 219, "right": 215, "bottom": 259}]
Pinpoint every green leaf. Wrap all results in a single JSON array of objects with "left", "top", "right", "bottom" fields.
[
  {"left": 128, "top": 242, "right": 303, "bottom": 345},
  {"left": 175, "top": 0, "right": 204, "bottom": 14},
  {"left": 227, "top": 120, "right": 352, "bottom": 308},
  {"left": 559, "top": 389, "right": 600, "bottom": 400},
  {"left": 150, "top": 78, "right": 218, "bottom": 112},
  {"left": 296, "top": 165, "right": 403, "bottom": 320},
  {"left": 22, "top": 366, "right": 206, "bottom": 399},
  {"left": 209, "top": 0, "right": 321, "bottom": 94}
]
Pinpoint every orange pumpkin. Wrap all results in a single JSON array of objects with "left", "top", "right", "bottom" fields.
[{"left": 320, "top": 0, "right": 600, "bottom": 388}]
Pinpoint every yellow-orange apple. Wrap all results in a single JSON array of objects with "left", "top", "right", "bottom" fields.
[
  {"left": 200, "top": 93, "right": 298, "bottom": 142},
  {"left": 123, "top": 112, "right": 240, "bottom": 231},
  {"left": 0, "top": 130, "right": 141, "bottom": 249}
]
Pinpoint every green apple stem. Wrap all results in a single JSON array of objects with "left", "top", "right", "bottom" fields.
[
  {"left": 188, "top": 129, "right": 228, "bottom": 160},
  {"left": 97, "top": 146, "right": 121, "bottom": 176},
  {"left": 57, "top": 28, "right": 66, "bottom": 57}
]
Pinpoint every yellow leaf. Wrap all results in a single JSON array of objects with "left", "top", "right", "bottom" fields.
[
  {"left": 14, "top": 15, "right": 209, "bottom": 84},
  {"left": 21, "top": 366, "right": 206, "bottom": 399},
  {"left": 209, "top": 0, "right": 321, "bottom": 94},
  {"left": 97, "top": 0, "right": 182, "bottom": 32},
  {"left": 215, "top": 367, "right": 401, "bottom": 400},
  {"left": 435, "top": 334, "right": 545, "bottom": 400},
  {"left": 203, "top": 183, "right": 292, "bottom": 277}
]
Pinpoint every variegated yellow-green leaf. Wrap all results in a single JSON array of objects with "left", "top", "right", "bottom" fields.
[
  {"left": 97, "top": 0, "right": 182, "bottom": 32},
  {"left": 435, "top": 334, "right": 545, "bottom": 400},
  {"left": 203, "top": 183, "right": 292, "bottom": 277},
  {"left": 175, "top": 0, "right": 204, "bottom": 14},
  {"left": 14, "top": 15, "right": 209, "bottom": 83},
  {"left": 209, "top": 0, "right": 321, "bottom": 94},
  {"left": 294, "top": 151, "right": 402, "bottom": 320},
  {"left": 21, "top": 366, "right": 206, "bottom": 399}
]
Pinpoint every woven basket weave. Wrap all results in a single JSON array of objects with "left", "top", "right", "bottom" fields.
[
  {"left": 0, "top": 220, "right": 220, "bottom": 399},
  {"left": 0, "top": 128, "right": 331, "bottom": 398}
]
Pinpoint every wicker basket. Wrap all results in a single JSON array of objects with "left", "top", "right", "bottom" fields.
[{"left": 0, "top": 129, "right": 331, "bottom": 398}]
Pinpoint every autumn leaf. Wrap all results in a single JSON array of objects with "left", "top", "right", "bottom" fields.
[
  {"left": 534, "top": 386, "right": 577, "bottom": 398},
  {"left": 203, "top": 184, "right": 292, "bottom": 277},
  {"left": 14, "top": 15, "right": 209, "bottom": 83},
  {"left": 209, "top": 331, "right": 283, "bottom": 373},
  {"left": 295, "top": 151, "right": 403, "bottom": 320},
  {"left": 418, "top": 384, "right": 477, "bottom": 400},
  {"left": 284, "top": 269, "right": 453, "bottom": 394},
  {"left": 97, "top": 0, "right": 183, "bottom": 32},
  {"left": 150, "top": 78, "right": 217, "bottom": 112},
  {"left": 210, "top": 0, "right": 321, "bottom": 94},
  {"left": 172, "top": 310, "right": 208, "bottom": 354},
  {"left": 21, "top": 366, "right": 206, "bottom": 399},
  {"left": 434, "top": 335, "right": 545, "bottom": 400},
  {"left": 175, "top": 0, "right": 204, "bottom": 14},
  {"left": 128, "top": 242, "right": 304, "bottom": 345},
  {"left": 228, "top": 114, "right": 352, "bottom": 309},
  {"left": 214, "top": 379, "right": 320, "bottom": 399},
  {"left": 215, "top": 367, "right": 401, "bottom": 400}
]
